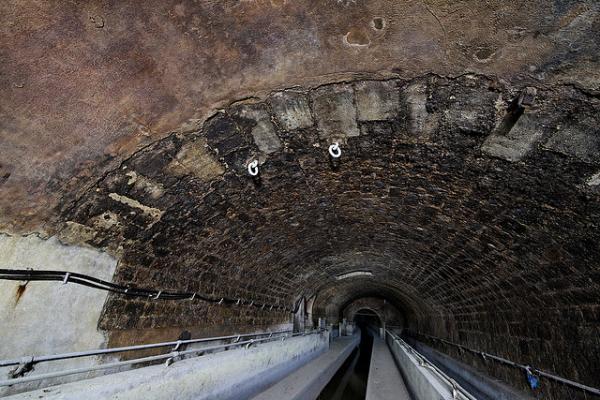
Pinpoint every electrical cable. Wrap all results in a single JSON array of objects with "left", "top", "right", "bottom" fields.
[{"left": 0, "top": 269, "right": 299, "bottom": 313}]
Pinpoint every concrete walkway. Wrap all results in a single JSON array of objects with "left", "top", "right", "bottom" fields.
[
  {"left": 252, "top": 334, "right": 360, "bottom": 400},
  {"left": 366, "top": 337, "right": 412, "bottom": 400},
  {"left": 4, "top": 333, "right": 329, "bottom": 400}
]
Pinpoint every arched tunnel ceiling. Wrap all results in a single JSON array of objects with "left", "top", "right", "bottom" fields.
[
  {"left": 1, "top": 1, "right": 600, "bottom": 392},
  {"left": 341, "top": 296, "right": 407, "bottom": 328},
  {"left": 1, "top": 0, "right": 599, "bottom": 231},
  {"left": 312, "top": 277, "right": 426, "bottom": 326},
  {"left": 44, "top": 74, "right": 600, "bottom": 335}
]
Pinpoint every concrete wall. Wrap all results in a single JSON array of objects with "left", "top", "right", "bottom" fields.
[
  {"left": 385, "top": 333, "right": 453, "bottom": 400},
  {"left": 386, "top": 334, "right": 533, "bottom": 400},
  {"left": 410, "top": 340, "right": 532, "bottom": 400},
  {"left": 0, "top": 234, "right": 117, "bottom": 396},
  {"left": 5, "top": 332, "right": 329, "bottom": 400}
]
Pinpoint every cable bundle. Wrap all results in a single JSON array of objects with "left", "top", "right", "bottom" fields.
[{"left": 0, "top": 269, "right": 296, "bottom": 313}]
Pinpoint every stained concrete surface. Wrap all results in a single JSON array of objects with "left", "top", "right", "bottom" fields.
[
  {"left": 0, "top": 234, "right": 117, "bottom": 396},
  {"left": 365, "top": 337, "right": 411, "bottom": 400},
  {"left": 252, "top": 334, "right": 359, "bottom": 400},
  {"left": 386, "top": 334, "right": 453, "bottom": 400},
  {"left": 4, "top": 331, "right": 329, "bottom": 400}
]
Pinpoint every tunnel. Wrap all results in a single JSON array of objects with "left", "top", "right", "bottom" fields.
[{"left": 0, "top": 1, "right": 599, "bottom": 399}]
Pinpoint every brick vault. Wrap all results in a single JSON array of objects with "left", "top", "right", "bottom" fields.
[{"left": 0, "top": 1, "right": 599, "bottom": 399}]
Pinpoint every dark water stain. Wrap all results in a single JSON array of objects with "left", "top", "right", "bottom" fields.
[{"left": 14, "top": 282, "right": 28, "bottom": 305}]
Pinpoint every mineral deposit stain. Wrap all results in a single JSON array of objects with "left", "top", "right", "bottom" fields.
[
  {"left": 344, "top": 28, "right": 370, "bottom": 46},
  {"left": 14, "top": 282, "right": 28, "bottom": 306},
  {"left": 372, "top": 17, "right": 385, "bottom": 30}
]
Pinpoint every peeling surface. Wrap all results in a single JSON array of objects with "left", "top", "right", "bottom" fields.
[
  {"left": 108, "top": 193, "right": 163, "bottom": 221},
  {"left": 1, "top": 0, "right": 600, "bottom": 231},
  {"left": 167, "top": 138, "right": 225, "bottom": 180}
]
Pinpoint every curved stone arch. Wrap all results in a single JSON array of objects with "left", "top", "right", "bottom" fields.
[
  {"left": 346, "top": 306, "right": 383, "bottom": 326},
  {"left": 342, "top": 297, "right": 405, "bottom": 329},
  {"left": 310, "top": 277, "right": 445, "bottom": 333},
  {"left": 350, "top": 308, "right": 384, "bottom": 331},
  {"left": 2, "top": 2, "right": 600, "bottom": 397},
  {"left": 62, "top": 75, "right": 600, "bottom": 338},
  {"left": 45, "top": 72, "right": 600, "bottom": 397}
]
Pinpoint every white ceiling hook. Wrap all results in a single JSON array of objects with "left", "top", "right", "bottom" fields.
[
  {"left": 247, "top": 160, "right": 259, "bottom": 176},
  {"left": 328, "top": 142, "right": 341, "bottom": 159}
]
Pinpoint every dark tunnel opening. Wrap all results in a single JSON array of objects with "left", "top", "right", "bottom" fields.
[{"left": 317, "top": 309, "right": 382, "bottom": 400}]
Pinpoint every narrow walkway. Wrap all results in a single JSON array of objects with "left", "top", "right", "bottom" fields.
[
  {"left": 252, "top": 335, "right": 360, "bottom": 400},
  {"left": 366, "top": 337, "right": 411, "bottom": 400}
]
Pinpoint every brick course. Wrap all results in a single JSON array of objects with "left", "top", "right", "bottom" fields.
[{"left": 59, "top": 75, "right": 600, "bottom": 398}]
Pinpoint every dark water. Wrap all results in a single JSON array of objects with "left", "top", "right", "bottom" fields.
[{"left": 317, "top": 320, "right": 377, "bottom": 400}]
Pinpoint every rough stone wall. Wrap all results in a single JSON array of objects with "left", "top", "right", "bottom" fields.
[
  {"left": 43, "top": 74, "right": 600, "bottom": 398},
  {"left": 414, "top": 330, "right": 599, "bottom": 400}
]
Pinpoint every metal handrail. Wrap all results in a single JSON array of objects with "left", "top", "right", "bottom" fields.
[
  {"left": 0, "top": 330, "right": 292, "bottom": 367},
  {"left": 0, "top": 329, "right": 323, "bottom": 387},
  {"left": 386, "top": 329, "right": 478, "bottom": 400},
  {"left": 415, "top": 332, "right": 600, "bottom": 396}
]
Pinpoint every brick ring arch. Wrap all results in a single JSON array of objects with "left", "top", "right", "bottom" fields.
[
  {"left": 343, "top": 297, "right": 405, "bottom": 328},
  {"left": 347, "top": 307, "right": 382, "bottom": 325},
  {"left": 55, "top": 75, "right": 600, "bottom": 398}
]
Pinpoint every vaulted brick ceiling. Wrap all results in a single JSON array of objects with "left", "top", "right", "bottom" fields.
[{"left": 1, "top": 1, "right": 599, "bottom": 397}]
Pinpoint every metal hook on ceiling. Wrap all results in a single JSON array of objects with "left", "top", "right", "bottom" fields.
[
  {"left": 328, "top": 142, "right": 341, "bottom": 159},
  {"left": 247, "top": 160, "right": 259, "bottom": 177}
]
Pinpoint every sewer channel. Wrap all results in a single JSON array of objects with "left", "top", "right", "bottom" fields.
[{"left": 317, "top": 312, "right": 380, "bottom": 400}]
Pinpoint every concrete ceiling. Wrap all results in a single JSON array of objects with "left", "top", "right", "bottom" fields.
[{"left": 1, "top": 0, "right": 598, "bottom": 232}]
